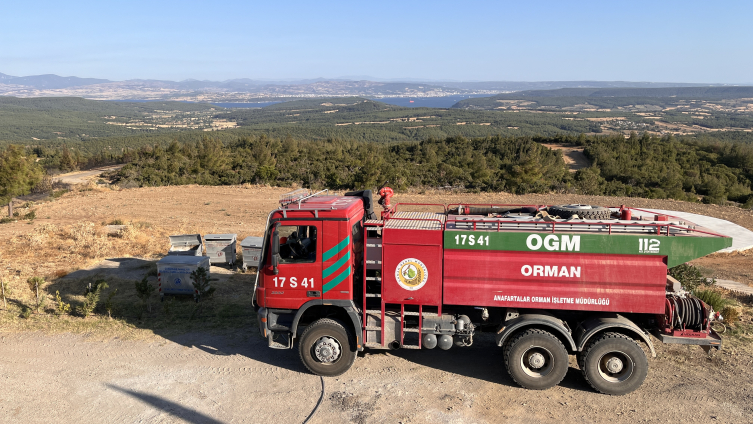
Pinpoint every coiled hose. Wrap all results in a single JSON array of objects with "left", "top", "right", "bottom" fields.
[{"left": 669, "top": 295, "right": 705, "bottom": 331}]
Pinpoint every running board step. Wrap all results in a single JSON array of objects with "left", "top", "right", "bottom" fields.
[
  {"left": 365, "top": 293, "right": 381, "bottom": 297},
  {"left": 401, "top": 345, "right": 421, "bottom": 350}
]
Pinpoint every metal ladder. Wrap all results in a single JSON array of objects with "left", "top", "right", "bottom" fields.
[
  {"left": 363, "top": 222, "right": 385, "bottom": 348},
  {"left": 362, "top": 221, "right": 441, "bottom": 350}
]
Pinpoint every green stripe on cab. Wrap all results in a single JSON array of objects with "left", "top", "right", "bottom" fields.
[
  {"left": 323, "top": 266, "right": 351, "bottom": 294},
  {"left": 323, "top": 251, "right": 351, "bottom": 279},
  {"left": 323, "top": 235, "right": 350, "bottom": 261}
]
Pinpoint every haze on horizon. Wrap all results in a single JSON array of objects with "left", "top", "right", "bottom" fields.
[{"left": 2, "top": 0, "right": 752, "bottom": 84}]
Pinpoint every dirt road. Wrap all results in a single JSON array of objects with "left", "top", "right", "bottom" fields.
[
  {"left": 541, "top": 144, "right": 590, "bottom": 172},
  {"left": 53, "top": 165, "right": 124, "bottom": 185},
  {"left": 1, "top": 329, "right": 751, "bottom": 423}
]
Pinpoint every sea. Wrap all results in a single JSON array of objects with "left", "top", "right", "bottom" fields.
[
  {"left": 371, "top": 94, "right": 492, "bottom": 108},
  {"left": 211, "top": 101, "right": 282, "bottom": 108}
]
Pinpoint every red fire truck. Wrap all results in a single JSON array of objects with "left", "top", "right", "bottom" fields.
[{"left": 254, "top": 188, "right": 731, "bottom": 395}]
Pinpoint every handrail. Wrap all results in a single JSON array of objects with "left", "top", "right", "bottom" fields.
[
  {"left": 380, "top": 202, "right": 729, "bottom": 238},
  {"left": 447, "top": 203, "right": 544, "bottom": 210},
  {"left": 443, "top": 217, "right": 730, "bottom": 238},
  {"left": 622, "top": 207, "right": 686, "bottom": 222},
  {"left": 392, "top": 203, "right": 447, "bottom": 214},
  {"left": 295, "top": 189, "right": 329, "bottom": 207}
]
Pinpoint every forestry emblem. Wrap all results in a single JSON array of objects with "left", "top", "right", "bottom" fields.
[{"left": 395, "top": 258, "right": 428, "bottom": 291}]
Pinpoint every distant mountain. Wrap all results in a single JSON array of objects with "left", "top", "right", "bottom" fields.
[
  {"left": 436, "top": 81, "right": 721, "bottom": 92},
  {"left": 6, "top": 74, "right": 111, "bottom": 89},
  {"left": 0, "top": 71, "right": 746, "bottom": 102}
]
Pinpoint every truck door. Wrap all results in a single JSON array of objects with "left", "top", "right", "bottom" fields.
[{"left": 264, "top": 222, "right": 322, "bottom": 309}]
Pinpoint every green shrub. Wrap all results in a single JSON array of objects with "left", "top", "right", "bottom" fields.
[
  {"left": 0, "top": 278, "right": 10, "bottom": 309},
  {"left": 21, "top": 306, "right": 32, "bottom": 319},
  {"left": 190, "top": 267, "right": 215, "bottom": 302},
  {"left": 693, "top": 289, "right": 729, "bottom": 312},
  {"left": 669, "top": 264, "right": 713, "bottom": 292},
  {"left": 104, "top": 288, "right": 118, "bottom": 318},
  {"left": 720, "top": 306, "right": 740, "bottom": 324},
  {"left": 135, "top": 277, "right": 155, "bottom": 312},
  {"left": 77, "top": 280, "right": 108, "bottom": 317},
  {"left": 26, "top": 276, "right": 46, "bottom": 313},
  {"left": 24, "top": 209, "right": 36, "bottom": 220},
  {"left": 51, "top": 189, "right": 69, "bottom": 199},
  {"left": 55, "top": 290, "right": 71, "bottom": 315}
]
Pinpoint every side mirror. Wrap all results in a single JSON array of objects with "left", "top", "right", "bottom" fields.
[
  {"left": 271, "top": 225, "right": 280, "bottom": 275},
  {"left": 271, "top": 253, "right": 279, "bottom": 275}
]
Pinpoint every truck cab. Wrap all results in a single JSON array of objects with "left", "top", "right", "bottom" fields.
[{"left": 255, "top": 190, "right": 367, "bottom": 376}]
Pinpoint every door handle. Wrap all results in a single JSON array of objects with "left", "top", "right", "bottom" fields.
[{"left": 307, "top": 291, "right": 321, "bottom": 297}]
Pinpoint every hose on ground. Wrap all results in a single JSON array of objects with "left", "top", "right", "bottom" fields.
[{"left": 302, "top": 376, "right": 324, "bottom": 424}]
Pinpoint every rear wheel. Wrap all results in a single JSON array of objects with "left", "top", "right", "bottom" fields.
[
  {"left": 504, "top": 329, "right": 569, "bottom": 390},
  {"left": 578, "top": 332, "right": 648, "bottom": 395},
  {"left": 299, "top": 318, "right": 357, "bottom": 377}
]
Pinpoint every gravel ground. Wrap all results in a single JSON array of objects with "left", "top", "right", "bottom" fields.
[{"left": 1, "top": 329, "right": 752, "bottom": 424}]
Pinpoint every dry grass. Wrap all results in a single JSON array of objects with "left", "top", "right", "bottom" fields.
[
  {"left": 0, "top": 212, "right": 255, "bottom": 338},
  {"left": 0, "top": 219, "right": 169, "bottom": 325},
  {"left": 0, "top": 270, "right": 256, "bottom": 339}
]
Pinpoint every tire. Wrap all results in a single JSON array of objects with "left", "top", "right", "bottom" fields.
[
  {"left": 299, "top": 318, "right": 357, "bottom": 377},
  {"left": 578, "top": 332, "right": 648, "bottom": 395},
  {"left": 504, "top": 329, "right": 569, "bottom": 390},
  {"left": 548, "top": 204, "right": 611, "bottom": 220}
]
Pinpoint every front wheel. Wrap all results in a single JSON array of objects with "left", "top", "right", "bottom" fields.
[
  {"left": 504, "top": 329, "right": 569, "bottom": 390},
  {"left": 298, "top": 318, "right": 357, "bottom": 377},
  {"left": 579, "top": 332, "right": 648, "bottom": 395}
]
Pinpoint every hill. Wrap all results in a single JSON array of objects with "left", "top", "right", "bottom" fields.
[
  {"left": 453, "top": 86, "right": 753, "bottom": 110},
  {"left": 0, "top": 97, "right": 226, "bottom": 141},
  {"left": 4, "top": 74, "right": 111, "bottom": 89}
]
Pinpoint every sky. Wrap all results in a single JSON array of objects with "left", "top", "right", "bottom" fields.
[{"left": 1, "top": 0, "right": 752, "bottom": 83}]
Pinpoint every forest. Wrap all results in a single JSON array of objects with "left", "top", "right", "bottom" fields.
[{"left": 96, "top": 132, "right": 753, "bottom": 207}]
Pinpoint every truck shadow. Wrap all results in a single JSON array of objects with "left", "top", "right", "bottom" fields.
[
  {"left": 163, "top": 329, "right": 311, "bottom": 375},
  {"left": 107, "top": 384, "right": 224, "bottom": 424},
  {"left": 44, "top": 257, "right": 312, "bottom": 375},
  {"left": 371, "top": 336, "right": 593, "bottom": 393}
]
